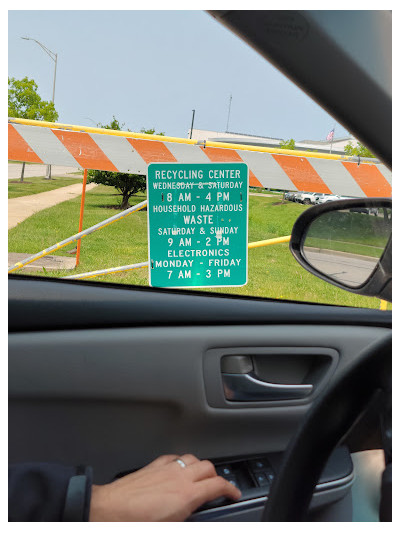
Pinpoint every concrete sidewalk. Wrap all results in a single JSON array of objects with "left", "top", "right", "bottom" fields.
[
  {"left": 8, "top": 182, "right": 97, "bottom": 229},
  {"left": 8, "top": 252, "right": 77, "bottom": 272}
]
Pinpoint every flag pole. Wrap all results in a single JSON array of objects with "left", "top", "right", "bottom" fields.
[{"left": 329, "top": 124, "right": 336, "bottom": 154}]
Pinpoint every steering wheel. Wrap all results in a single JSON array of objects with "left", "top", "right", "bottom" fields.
[{"left": 262, "top": 334, "right": 392, "bottom": 521}]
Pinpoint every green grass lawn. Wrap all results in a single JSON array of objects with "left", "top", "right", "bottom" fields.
[
  {"left": 8, "top": 175, "right": 84, "bottom": 199},
  {"left": 8, "top": 186, "right": 386, "bottom": 309},
  {"left": 305, "top": 238, "right": 384, "bottom": 259},
  {"left": 9, "top": 160, "right": 38, "bottom": 165}
]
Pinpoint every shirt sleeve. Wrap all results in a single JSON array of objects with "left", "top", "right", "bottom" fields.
[{"left": 8, "top": 463, "right": 93, "bottom": 522}]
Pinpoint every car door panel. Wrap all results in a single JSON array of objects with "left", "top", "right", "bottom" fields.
[
  {"left": 8, "top": 277, "right": 391, "bottom": 521},
  {"left": 9, "top": 283, "right": 390, "bottom": 477}
]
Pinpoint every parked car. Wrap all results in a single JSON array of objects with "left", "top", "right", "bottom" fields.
[
  {"left": 316, "top": 194, "right": 341, "bottom": 204},
  {"left": 293, "top": 191, "right": 306, "bottom": 202},
  {"left": 299, "top": 192, "right": 319, "bottom": 204},
  {"left": 310, "top": 193, "right": 325, "bottom": 204},
  {"left": 349, "top": 206, "right": 379, "bottom": 216},
  {"left": 295, "top": 192, "right": 307, "bottom": 203}
]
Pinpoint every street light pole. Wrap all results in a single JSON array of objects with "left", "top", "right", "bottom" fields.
[
  {"left": 52, "top": 52, "right": 58, "bottom": 104},
  {"left": 189, "top": 109, "right": 195, "bottom": 139},
  {"left": 21, "top": 37, "right": 58, "bottom": 179}
]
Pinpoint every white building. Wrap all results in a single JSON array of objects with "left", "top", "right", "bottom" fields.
[
  {"left": 296, "top": 137, "right": 357, "bottom": 154},
  {"left": 188, "top": 128, "right": 357, "bottom": 156}
]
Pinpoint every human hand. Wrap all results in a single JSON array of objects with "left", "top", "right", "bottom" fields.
[{"left": 89, "top": 454, "right": 241, "bottom": 521}]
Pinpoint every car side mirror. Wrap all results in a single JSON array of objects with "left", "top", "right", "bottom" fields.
[{"left": 290, "top": 198, "right": 392, "bottom": 302}]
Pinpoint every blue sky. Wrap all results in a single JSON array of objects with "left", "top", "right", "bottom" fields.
[{"left": 8, "top": 10, "right": 350, "bottom": 141}]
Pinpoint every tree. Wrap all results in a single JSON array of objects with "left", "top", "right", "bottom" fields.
[
  {"left": 9, "top": 77, "right": 59, "bottom": 181},
  {"left": 8, "top": 77, "right": 58, "bottom": 121},
  {"left": 89, "top": 169, "right": 147, "bottom": 210},
  {"left": 88, "top": 117, "right": 165, "bottom": 209},
  {"left": 279, "top": 138, "right": 296, "bottom": 150},
  {"left": 344, "top": 141, "right": 375, "bottom": 158}
]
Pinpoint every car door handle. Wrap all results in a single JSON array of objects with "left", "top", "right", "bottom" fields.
[{"left": 222, "top": 372, "right": 313, "bottom": 401}]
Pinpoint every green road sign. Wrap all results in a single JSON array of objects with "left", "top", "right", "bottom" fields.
[{"left": 147, "top": 163, "right": 248, "bottom": 288}]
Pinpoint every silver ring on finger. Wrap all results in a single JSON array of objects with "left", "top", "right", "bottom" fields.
[{"left": 175, "top": 458, "right": 187, "bottom": 469}]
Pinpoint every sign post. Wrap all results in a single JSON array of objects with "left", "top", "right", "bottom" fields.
[{"left": 147, "top": 163, "right": 248, "bottom": 288}]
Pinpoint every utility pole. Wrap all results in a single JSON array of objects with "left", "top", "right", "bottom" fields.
[
  {"left": 21, "top": 37, "right": 58, "bottom": 179},
  {"left": 189, "top": 109, "right": 195, "bottom": 139},
  {"left": 226, "top": 94, "right": 232, "bottom": 132}
]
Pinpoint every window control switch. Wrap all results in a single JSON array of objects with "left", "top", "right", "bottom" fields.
[
  {"left": 216, "top": 464, "right": 234, "bottom": 477},
  {"left": 224, "top": 475, "right": 240, "bottom": 489},
  {"left": 253, "top": 471, "right": 270, "bottom": 487},
  {"left": 248, "top": 458, "right": 270, "bottom": 471},
  {"left": 265, "top": 470, "right": 275, "bottom": 483}
]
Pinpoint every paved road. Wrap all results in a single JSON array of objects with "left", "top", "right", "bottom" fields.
[
  {"left": 304, "top": 248, "right": 379, "bottom": 287},
  {"left": 8, "top": 162, "right": 81, "bottom": 179},
  {"left": 8, "top": 182, "right": 97, "bottom": 229}
]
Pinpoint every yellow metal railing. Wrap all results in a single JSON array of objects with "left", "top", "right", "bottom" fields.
[{"left": 248, "top": 236, "right": 291, "bottom": 249}]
